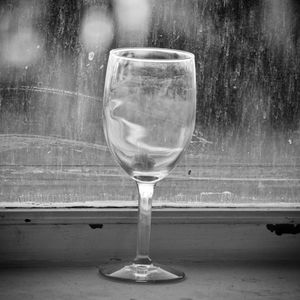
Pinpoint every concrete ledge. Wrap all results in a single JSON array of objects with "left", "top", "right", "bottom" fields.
[{"left": 1, "top": 261, "right": 300, "bottom": 300}]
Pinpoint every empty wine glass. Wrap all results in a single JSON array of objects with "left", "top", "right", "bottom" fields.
[{"left": 100, "top": 48, "right": 196, "bottom": 283}]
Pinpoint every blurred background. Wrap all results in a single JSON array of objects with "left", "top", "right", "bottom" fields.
[{"left": 0, "top": 0, "right": 299, "bottom": 207}]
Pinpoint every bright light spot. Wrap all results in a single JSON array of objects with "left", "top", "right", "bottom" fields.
[
  {"left": 88, "top": 51, "right": 95, "bottom": 61},
  {"left": 114, "top": 0, "right": 151, "bottom": 45},
  {"left": 80, "top": 8, "right": 114, "bottom": 51},
  {"left": 288, "top": 139, "right": 292, "bottom": 145},
  {"left": 0, "top": 0, "right": 43, "bottom": 67},
  {"left": 2, "top": 28, "right": 41, "bottom": 65},
  {"left": 262, "top": 0, "right": 293, "bottom": 49}
]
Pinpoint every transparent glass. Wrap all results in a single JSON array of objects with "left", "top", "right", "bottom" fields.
[{"left": 100, "top": 48, "right": 196, "bottom": 283}]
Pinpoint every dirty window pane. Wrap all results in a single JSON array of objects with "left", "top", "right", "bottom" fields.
[{"left": 0, "top": 0, "right": 299, "bottom": 208}]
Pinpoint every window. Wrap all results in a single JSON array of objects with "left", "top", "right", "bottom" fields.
[{"left": 0, "top": 0, "right": 299, "bottom": 222}]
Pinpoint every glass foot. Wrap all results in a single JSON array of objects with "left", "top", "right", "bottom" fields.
[{"left": 99, "top": 262, "right": 185, "bottom": 283}]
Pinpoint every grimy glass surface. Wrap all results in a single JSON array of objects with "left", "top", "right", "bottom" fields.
[{"left": 0, "top": 0, "right": 299, "bottom": 207}]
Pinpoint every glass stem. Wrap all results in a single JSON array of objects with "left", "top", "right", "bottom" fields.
[{"left": 134, "top": 182, "right": 154, "bottom": 265}]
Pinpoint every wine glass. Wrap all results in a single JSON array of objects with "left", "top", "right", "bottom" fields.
[{"left": 100, "top": 48, "right": 196, "bottom": 283}]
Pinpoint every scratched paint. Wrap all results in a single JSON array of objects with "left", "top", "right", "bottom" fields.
[{"left": 0, "top": 0, "right": 299, "bottom": 207}]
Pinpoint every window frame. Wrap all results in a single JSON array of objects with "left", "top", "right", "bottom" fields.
[{"left": 1, "top": 207, "right": 300, "bottom": 225}]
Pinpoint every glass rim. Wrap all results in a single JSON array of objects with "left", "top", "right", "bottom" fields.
[{"left": 109, "top": 47, "right": 195, "bottom": 63}]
